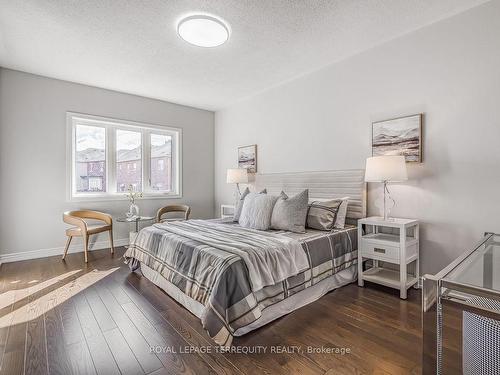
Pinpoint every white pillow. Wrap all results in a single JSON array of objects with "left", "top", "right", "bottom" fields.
[
  {"left": 239, "top": 192, "right": 279, "bottom": 230},
  {"left": 334, "top": 197, "right": 350, "bottom": 229},
  {"left": 233, "top": 188, "right": 267, "bottom": 222}
]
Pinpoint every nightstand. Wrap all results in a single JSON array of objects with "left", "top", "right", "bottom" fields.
[
  {"left": 220, "top": 204, "right": 235, "bottom": 219},
  {"left": 357, "top": 216, "right": 419, "bottom": 299}
]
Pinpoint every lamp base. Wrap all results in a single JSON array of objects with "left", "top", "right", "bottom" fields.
[
  {"left": 232, "top": 184, "right": 241, "bottom": 204},
  {"left": 381, "top": 180, "right": 397, "bottom": 221},
  {"left": 373, "top": 216, "right": 395, "bottom": 222}
]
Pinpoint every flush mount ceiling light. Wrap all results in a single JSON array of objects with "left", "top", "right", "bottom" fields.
[{"left": 177, "top": 15, "right": 229, "bottom": 47}]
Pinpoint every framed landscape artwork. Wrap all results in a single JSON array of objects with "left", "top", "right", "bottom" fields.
[
  {"left": 238, "top": 144, "right": 257, "bottom": 173},
  {"left": 372, "top": 114, "right": 422, "bottom": 162}
]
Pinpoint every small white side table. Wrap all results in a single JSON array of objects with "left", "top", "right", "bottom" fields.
[
  {"left": 357, "top": 216, "right": 419, "bottom": 299},
  {"left": 220, "top": 204, "right": 235, "bottom": 219}
]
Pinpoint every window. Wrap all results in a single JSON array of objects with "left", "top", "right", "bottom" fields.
[
  {"left": 88, "top": 177, "right": 103, "bottom": 191},
  {"left": 150, "top": 133, "right": 172, "bottom": 191},
  {"left": 68, "top": 113, "right": 181, "bottom": 201},
  {"left": 74, "top": 124, "right": 106, "bottom": 193},
  {"left": 158, "top": 159, "right": 165, "bottom": 171},
  {"left": 116, "top": 129, "right": 142, "bottom": 192}
]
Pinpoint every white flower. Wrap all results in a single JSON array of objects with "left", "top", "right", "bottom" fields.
[{"left": 124, "top": 184, "right": 143, "bottom": 203}]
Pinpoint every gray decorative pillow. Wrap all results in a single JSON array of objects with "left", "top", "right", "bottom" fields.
[
  {"left": 307, "top": 199, "right": 342, "bottom": 231},
  {"left": 239, "top": 192, "right": 279, "bottom": 230},
  {"left": 334, "top": 197, "right": 350, "bottom": 229},
  {"left": 233, "top": 187, "right": 250, "bottom": 221},
  {"left": 233, "top": 188, "right": 267, "bottom": 222},
  {"left": 271, "top": 189, "right": 309, "bottom": 233}
]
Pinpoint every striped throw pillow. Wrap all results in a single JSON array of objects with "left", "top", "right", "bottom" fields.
[{"left": 306, "top": 200, "right": 342, "bottom": 231}]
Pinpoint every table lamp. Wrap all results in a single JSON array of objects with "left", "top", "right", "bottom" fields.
[
  {"left": 365, "top": 156, "right": 408, "bottom": 221},
  {"left": 226, "top": 168, "right": 249, "bottom": 196}
]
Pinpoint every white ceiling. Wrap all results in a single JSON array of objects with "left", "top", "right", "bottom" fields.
[{"left": 0, "top": 0, "right": 490, "bottom": 111}]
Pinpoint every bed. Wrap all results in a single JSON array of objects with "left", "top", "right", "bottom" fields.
[{"left": 124, "top": 169, "right": 366, "bottom": 346}]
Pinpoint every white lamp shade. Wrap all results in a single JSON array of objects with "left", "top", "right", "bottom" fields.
[
  {"left": 226, "top": 168, "right": 249, "bottom": 184},
  {"left": 365, "top": 156, "right": 408, "bottom": 182}
]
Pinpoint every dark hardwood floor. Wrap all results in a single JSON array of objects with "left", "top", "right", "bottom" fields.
[{"left": 0, "top": 247, "right": 423, "bottom": 375}]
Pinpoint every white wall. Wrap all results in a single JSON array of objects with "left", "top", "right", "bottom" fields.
[
  {"left": 215, "top": 1, "right": 500, "bottom": 274},
  {"left": 0, "top": 68, "right": 214, "bottom": 260}
]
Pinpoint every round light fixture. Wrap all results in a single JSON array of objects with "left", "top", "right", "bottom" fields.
[{"left": 177, "top": 15, "right": 229, "bottom": 47}]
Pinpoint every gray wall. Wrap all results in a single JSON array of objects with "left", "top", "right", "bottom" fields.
[
  {"left": 215, "top": 1, "right": 500, "bottom": 274},
  {"left": 0, "top": 68, "right": 214, "bottom": 258}
]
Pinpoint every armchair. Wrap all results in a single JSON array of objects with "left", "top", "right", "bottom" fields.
[
  {"left": 62, "top": 210, "right": 114, "bottom": 263},
  {"left": 156, "top": 205, "right": 191, "bottom": 223}
]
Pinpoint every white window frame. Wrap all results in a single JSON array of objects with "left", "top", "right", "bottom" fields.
[{"left": 66, "top": 112, "right": 182, "bottom": 202}]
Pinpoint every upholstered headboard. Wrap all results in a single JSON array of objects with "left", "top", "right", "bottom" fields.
[{"left": 253, "top": 169, "right": 367, "bottom": 219}]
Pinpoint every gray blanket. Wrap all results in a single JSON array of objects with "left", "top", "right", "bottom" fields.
[{"left": 124, "top": 220, "right": 357, "bottom": 347}]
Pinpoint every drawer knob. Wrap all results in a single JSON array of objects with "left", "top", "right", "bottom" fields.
[{"left": 374, "top": 248, "right": 386, "bottom": 254}]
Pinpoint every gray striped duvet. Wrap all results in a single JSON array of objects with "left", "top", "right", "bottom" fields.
[{"left": 124, "top": 219, "right": 357, "bottom": 347}]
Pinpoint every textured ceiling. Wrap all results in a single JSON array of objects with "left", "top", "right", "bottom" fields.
[{"left": 0, "top": 0, "right": 490, "bottom": 110}]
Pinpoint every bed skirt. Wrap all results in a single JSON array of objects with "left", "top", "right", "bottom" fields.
[{"left": 138, "top": 262, "right": 357, "bottom": 337}]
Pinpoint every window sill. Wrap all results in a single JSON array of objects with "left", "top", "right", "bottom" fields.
[{"left": 67, "top": 192, "right": 182, "bottom": 203}]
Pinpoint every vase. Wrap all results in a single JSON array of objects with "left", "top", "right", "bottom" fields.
[{"left": 126, "top": 203, "right": 140, "bottom": 219}]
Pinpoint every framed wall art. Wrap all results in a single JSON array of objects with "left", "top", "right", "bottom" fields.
[
  {"left": 238, "top": 144, "right": 257, "bottom": 173},
  {"left": 372, "top": 114, "right": 422, "bottom": 162}
]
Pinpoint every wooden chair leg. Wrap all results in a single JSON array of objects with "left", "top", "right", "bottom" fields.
[
  {"left": 62, "top": 236, "right": 72, "bottom": 260},
  {"left": 108, "top": 229, "right": 114, "bottom": 254},
  {"left": 83, "top": 235, "right": 89, "bottom": 263}
]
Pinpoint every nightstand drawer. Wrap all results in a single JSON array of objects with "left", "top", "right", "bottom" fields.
[{"left": 361, "top": 241, "right": 400, "bottom": 261}]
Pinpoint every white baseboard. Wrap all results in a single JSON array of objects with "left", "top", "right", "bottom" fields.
[{"left": 0, "top": 238, "right": 129, "bottom": 264}]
